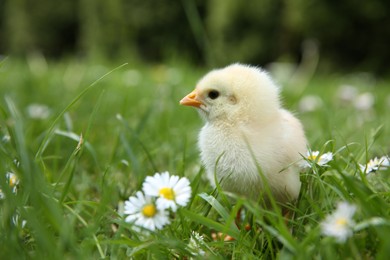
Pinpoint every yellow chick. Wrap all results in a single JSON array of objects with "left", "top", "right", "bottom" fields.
[{"left": 180, "top": 63, "right": 307, "bottom": 205}]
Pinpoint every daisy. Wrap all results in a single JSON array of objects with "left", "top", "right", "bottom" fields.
[
  {"left": 124, "top": 191, "right": 170, "bottom": 231},
  {"left": 142, "top": 172, "right": 191, "bottom": 212},
  {"left": 301, "top": 151, "right": 333, "bottom": 168},
  {"left": 6, "top": 172, "right": 19, "bottom": 189},
  {"left": 0, "top": 173, "right": 19, "bottom": 197},
  {"left": 359, "top": 156, "right": 390, "bottom": 174},
  {"left": 321, "top": 202, "right": 357, "bottom": 243}
]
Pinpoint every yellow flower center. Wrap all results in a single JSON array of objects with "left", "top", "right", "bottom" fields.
[
  {"left": 9, "top": 175, "right": 17, "bottom": 187},
  {"left": 336, "top": 217, "right": 347, "bottom": 227},
  {"left": 159, "top": 187, "right": 175, "bottom": 200},
  {"left": 142, "top": 204, "right": 157, "bottom": 218},
  {"left": 308, "top": 155, "right": 318, "bottom": 161}
]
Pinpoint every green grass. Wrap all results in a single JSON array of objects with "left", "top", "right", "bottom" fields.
[{"left": 0, "top": 57, "right": 390, "bottom": 259}]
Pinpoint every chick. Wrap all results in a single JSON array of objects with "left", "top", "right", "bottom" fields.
[{"left": 180, "top": 63, "right": 307, "bottom": 205}]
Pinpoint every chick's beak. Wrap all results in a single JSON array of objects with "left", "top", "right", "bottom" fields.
[{"left": 180, "top": 90, "right": 203, "bottom": 108}]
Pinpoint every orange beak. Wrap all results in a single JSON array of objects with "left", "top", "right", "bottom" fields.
[{"left": 179, "top": 90, "right": 203, "bottom": 108}]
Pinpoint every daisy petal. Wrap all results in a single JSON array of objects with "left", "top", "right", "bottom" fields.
[{"left": 142, "top": 172, "right": 192, "bottom": 212}]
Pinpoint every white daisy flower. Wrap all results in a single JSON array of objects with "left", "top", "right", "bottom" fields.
[
  {"left": 124, "top": 191, "right": 170, "bottom": 231},
  {"left": 321, "top": 202, "right": 356, "bottom": 243},
  {"left": 359, "top": 156, "right": 389, "bottom": 174},
  {"left": 6, "top": 172, "right": 19, "bottom": 193},
  {"left": 6, "top": 172, "right": 19, "bottom": 188},
  {"left": 301, "top": 151, "right": 333, "bottom": 168},
  {"left": 143, "top": 172, "right": 191, "bottom": 212},
  {"left": 0, "top": 173, "right": 19, "bottom": 199}
]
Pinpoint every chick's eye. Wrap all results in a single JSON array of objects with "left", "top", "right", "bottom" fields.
[{"left": 208, "top": 90, "right": 220, "bottom": 100}]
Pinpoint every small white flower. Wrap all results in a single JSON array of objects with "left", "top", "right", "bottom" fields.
[
  {"left": 6, "top": 172, "right": 19, "bottom": 188},
  {"left": 321, "top": 202, "right": 357, "bottom": 243},
  {"left": 143, "top": 172, "right": 192, "bottom": 212},
  {"left": 359, "top": 156, "right": 389, "bottom": 174},
  {"left": 298, "top": 95, "right": 323, "bottom": 112},
  {"left": 26, "top": 103, "right": 51, "bottom": 119},
  {"left": 7, "top": 172, "right": 19, "bottom": 193},
  {"left": 338, "top": 84, "right": 358, "bottom": 103},
  {"left": 124, "top": 191, "right": 170, "bottom": 231},
  {"left": 0, "top": 173, "right": 19, "bottom": 199},
  {"left": 354, "top": 92, "right": 374, "bottom": 111},
  {"left": 188, "top": 231, "right": 206, "bottom": 257},
  {"left": 301, "top": 151, "right": 333, "bottom": 168}
]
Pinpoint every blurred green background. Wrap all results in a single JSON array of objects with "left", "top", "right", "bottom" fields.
[{"left": 1, "top": 0, "right": 390, "bottom": 74}]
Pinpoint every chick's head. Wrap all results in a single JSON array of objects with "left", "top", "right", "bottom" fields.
[{"left": 180, "top": 63, "right": 281, "bottom": 125}]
